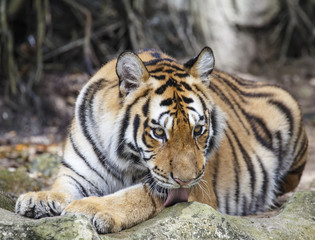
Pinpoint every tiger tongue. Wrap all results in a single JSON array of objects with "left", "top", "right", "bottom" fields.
[{"left": 164, "top": 188, "right": 189, "bottom": 207}]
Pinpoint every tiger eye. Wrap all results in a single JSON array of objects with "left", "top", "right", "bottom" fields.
[
  {"left": 154, "top": 128, "right": 165, "bottom": 136},
  {"left": 194, "top": 125, "right": 203, "bottom": 136}
]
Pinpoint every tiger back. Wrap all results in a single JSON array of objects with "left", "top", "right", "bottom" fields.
[{"left": 15, "top": 47, "right": 308, "bottom": 233}]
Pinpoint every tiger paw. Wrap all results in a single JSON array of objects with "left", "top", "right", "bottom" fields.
[
  {"left": 15, "top": 191, "right": 72, "bottom": 219},
  {"left": 62, "top": 197, "right": 122, "bottom": 234}
]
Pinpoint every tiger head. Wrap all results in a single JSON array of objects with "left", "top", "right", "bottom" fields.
[{"left": 115, "top": 47, "right": 225, "bottom": 206}]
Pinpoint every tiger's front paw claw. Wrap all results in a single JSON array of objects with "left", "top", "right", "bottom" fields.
[
  {"left": 92, "top": 212, "right": 116, "bottom": 234},
  {"left": 15, "top": 191, "right": 71, "bottom": 219},
  {"left": 62, "top": 198, "right": 121, "bottom": 234}
]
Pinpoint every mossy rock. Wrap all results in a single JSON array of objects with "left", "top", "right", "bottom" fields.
[
  {"left": 0, "top": 191, "right": 314, "bottom": 240},
  {"left": 0, "top": 168, "right": 42, "bottom": 196},
  {"left": 105, "top": 191, "right": 315, "bottom": 240},
  {"left": 0, "top": 191, "right": 15, "bottom": 212}
]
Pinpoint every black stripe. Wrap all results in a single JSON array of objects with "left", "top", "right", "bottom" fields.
[
  {"left": 155, "top": 78, "right": 181, "bottom": 95},
  {"left": 129, "top": 154, "right": 141, "bottom": 164},
  {"left": 228, "top": 123, "right": 256, "bottom": 211},
  {"left": 143, "top": 155, "right": 154, "bottom": 161},
  {"left": 226, "top": 133, "right": 240, "bottom": 215},
  {"left": 63, "top": 174, "right": 89, "bottom": 197},
  {"left": 214, "top": 74, "right": 274, "bottom": 99},
  {"left": 142, "top": 132, "right": 153, "bottom": 149},
  {"left": 292, "top": 123, "right": 303, "bottom": 159},
  {"left": 174, "top": 72, "right": 189, "bottom": 78},
  {"left": 288, "top": 161, "right": 306, "bottom": 175},
  {"left": 127, "top": 142, "right": 138, "bottom": 152},
  {"left": 133, "top": 114, "right": 140, "bottom": 150},
  {"left": 144, "top": 58, "right": 175, "bottom": 66},
  {"left": 225, "top": 192, "right": 230, "bottom": 214},
  {"left": 143, "top": 118, "right": 149, "bottom": 129},
  {"left": 186, "top": 106, "right": 197, "bottom": 113},
  {"left": 275, "top": 131, "right": 283, "bottom": 176},
  {"left": 228, "top": 90, "right": 273, "bottom": 150},
  {"left": 158, "top": 111, "right": 170, "bottom": 126},
  {"left": 256, "top": 156, "right": 268, "bottom": 211},
  {"left": 151, "top": 119, "right": 159, "bottom": 125},
  {"left": 142, "top": 97, "right": 150, "bottom": 116},
  {"left": 197, "top": 93, "right": 207, "bottom": 112},
  {"left": 61, "top": 160, "right": 103, "bottom": 196},
  {"left": 216, "top": 72, "right": 262, "bottom": 88},
  {"left": 160, "top": 98, "right": 173, "bottom": 106},
  {"left": 181, "top": 81, "right": 192, "bottom": 91},
  {"left": 205, "top": 107, "right": 217, "bottom": 156},
  {"left": 149, "top": 67, "right": 164, "bottom": 74},
  {"left": 148, "top": 61, "right": 186, "bottom": 73},
  {"left": 227, "top": 73, "right": 262, "bottom": 88},
  {"left": 159, "top": 63, "right": 185, "bottom": 72},
  {"left": 144, "top": 185, "right": 159, "bottom": 219},
  {"left": 78, "top": 79, "right": 123, "bottom": 181},
  {"left": 268, "top": 100, "right": 294, "bottom": 136},
  {"left": 293, "top": 136, "right": 308, "bottom": 167},
  {"left": 210, "top": 82, "right": 250, "bottom": 134},
  {"left": 150, "top": 51, "right": 161, "bottom": 58},
  {"left": 164, "top": 69, "right": 174, "bottom": 73},
  {"left": 145, "top": 173, "right": 167, "bottom": 196},
  {"left": 70, "top": 133, "right": 108, "bottom": 185},
  {"left": 212, "top": 152, "right": 220, "bottom": 209},
  {"left": 193, "top": 84, "right": 210, "bottom": 100},
  {"left": 118, "top": 90, "right": 150, "bottom": 158},
  {"left": 183, "top": 55, "right": 198, "bottom": 69},
  {"left": 109, "top": 83, "right": 119, "bottom": 89},
  {"left": 217, "top": 81, "right": 273, "bottom": 150},
  {"left": 155, "top": 84, "right": 168, "bottom": 95},
  {"left": 152, "top": 74, "right": 166, "bottom": 80},
  {"left": 226, "top": 72, "right": 282, "bottom": 90},
  {"left": 245, "top": 111, "right": 273, "bottom": 150},
  {"left": 182, "top": 96, "right": 194, "bottom": 104}
]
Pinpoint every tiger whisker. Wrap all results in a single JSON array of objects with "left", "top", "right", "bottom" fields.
[{"left": 198, "top": 179, "right": 212, "bottom": 202}]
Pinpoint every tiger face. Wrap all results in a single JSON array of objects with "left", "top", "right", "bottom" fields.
[{"left": 116, "top": 48, "right": 225, "bottom": 206}]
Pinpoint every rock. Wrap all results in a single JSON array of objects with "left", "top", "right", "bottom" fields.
[
  {"left": 0, "top": 191, "right": 314, "bottom": 240},
  {"left": 0, "top": 191, "right": 15, "bottom": 212},
  {"left": 0, "top": 168, "right": 43, "bottom": 196},
  {"left": 105, "top": 191, "right": 315, "bottom": 240},
  {"left": 0, "top": 209, "right": 101, "bottom": 240}
]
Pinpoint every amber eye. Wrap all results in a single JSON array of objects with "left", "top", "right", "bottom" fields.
[
  {"left": 193, "top": 125, "right": 204, "bottom": 137},
  {"left": 152, "top": 128, "right": 166, "bottom": 139}
]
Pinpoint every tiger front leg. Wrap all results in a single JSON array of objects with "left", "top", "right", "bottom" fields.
[
  {"left": 15, "top": 174, "right": 76, "bottom": 218},
  {"left": 62, "top": 184, "right": 164, "bottom": 234},
  {"left": 15, "top": 191, "right": 73, "bottom": 219}
]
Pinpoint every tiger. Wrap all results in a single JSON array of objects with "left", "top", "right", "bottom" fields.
[{"left": 15, "top": 47, "right": 308, "bottom": 234}]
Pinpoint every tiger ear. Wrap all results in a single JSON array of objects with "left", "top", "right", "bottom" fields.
[
  {"left": 184, "top": 47, "right": 215, "bottom": 85},
  {"left": 116, "top": 51, "right": 149, "bottom": 96}
]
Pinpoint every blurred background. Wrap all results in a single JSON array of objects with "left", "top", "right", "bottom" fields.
[{"left": 0, "top": 0, "right": 314, "bottom": 203}]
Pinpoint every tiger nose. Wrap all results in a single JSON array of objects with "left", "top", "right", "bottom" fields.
[{"left": 174, "top": 178, "right": 193, "bottom": 186}]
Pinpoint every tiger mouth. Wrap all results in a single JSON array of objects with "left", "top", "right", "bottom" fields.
[
  {"left": 145, "top": 172, "right": 203, "bottom": 207},
  {"left": 164, "top": 188, "right": 189, "bottom": 207}
]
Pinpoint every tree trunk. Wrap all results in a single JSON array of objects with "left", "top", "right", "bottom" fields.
[{"left": 190, "top": 0, "right": 281, "bottom": 72}]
